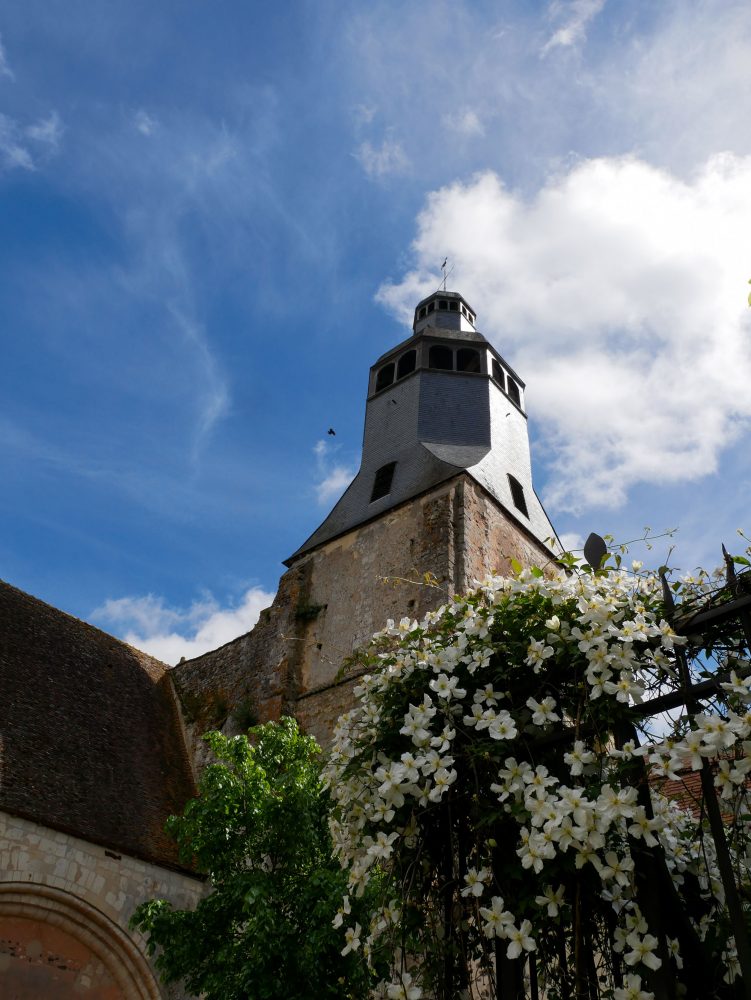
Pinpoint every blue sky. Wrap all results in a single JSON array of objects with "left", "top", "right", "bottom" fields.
[{"left": 2, "top": 0, "right": 751, "bottom": 661}]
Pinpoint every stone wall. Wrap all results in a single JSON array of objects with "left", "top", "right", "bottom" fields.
[
  {"left": 172, "top": 473, "right": 555, "bottom": 757},
  {"left": 0, "top": 811, "right": 204, "bottom": 999}
]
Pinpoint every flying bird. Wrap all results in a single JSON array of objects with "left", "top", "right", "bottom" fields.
[{"left": 328, "top": 428, "right": 336, "bottom": 436}]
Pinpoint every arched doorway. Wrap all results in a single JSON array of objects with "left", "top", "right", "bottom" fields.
[{"left": 0, "top": 883, "right": 161, "bottom": 1000}]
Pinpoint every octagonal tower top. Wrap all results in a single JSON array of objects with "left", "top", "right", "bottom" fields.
[{"left": 413, "top": 289, "right": 477, "bottom": 336}]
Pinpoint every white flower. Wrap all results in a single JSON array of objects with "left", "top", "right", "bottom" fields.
[
  {"left": 475, "top": 683, "right": 504, "bottom": 705},
  {"left": 624, "top": 931, "right": 662, "bottom": 971},
  {"left": 564, "top": 739, "right": 595, "bottom": 776},
  {"left": 614, "top": 973, "right": 655, "bottom": 1000},
  {"left": 386, "top": 972, "right": 422, "bottom": 1000},
  {"left": 430, "top": 725, "right": 456, "bottom": 752},
  {"left": 523, "top": 764, "right": 557, "bottom": 795},
  {"left": 603, "top": 672, "right": 644, "bottom": 704},
  {"left": 429, "top": 672, "right": 467, "bottom": 701},
  {"left": 525, "top": 638, "right": 554, "bottom": 672},
  {"left": 667, "top": 937, "right": 683, "bottom": 969},
  {"left": 600, "top": 851, "right": 635, "bottom": 887},
  {"left": 341, "top": 922, "right": 361, "bottom": 955},
  {"left": 368, "top": 830, "right": 399, "bottom": 860},
  {"left": 428, "top": 767, "right": 458, "bottom": 801},
  {"left": 597, "top": 784, "right": 638, "bottom": 821},
  {"left": 461, "top": 866, "right": 490, "bottom": 897},
  {"left": 721, "top": 669, "right": 751, "bottom": 698},
  {"left": 506, "top": 919, "right": 536, "bottom": 959},
  {"left": 526, "top": 696, "right": 561, "bottom": 726},
  {"left": 628, "top": 808, "right": 658, "bottom": 846},
  {"left": 487, "top": 711, "right": 518, "bottom": 741},
  {"left": 491, "top": 757, "right": 530, "bottom": 800},
  {"left": 332, "top": 894, "right": 351, "bottom": 928},
  {"left": 478, "top": 895, "right": 515, "bottom": 938},
  {"left": 534, "top": 884, "right": 565, "bottom": 916}
]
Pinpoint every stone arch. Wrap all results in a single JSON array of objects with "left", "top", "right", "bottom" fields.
[{"left": 0, "top": 882, "right": 161, "bottom": 1000}]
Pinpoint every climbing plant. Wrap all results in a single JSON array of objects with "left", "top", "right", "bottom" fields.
[{"left": 324, "top": 553, "right": 751, "bottom": 1000}]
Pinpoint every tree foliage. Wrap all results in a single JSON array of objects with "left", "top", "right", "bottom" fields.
[
  {"left": 132, "top": 718, "right": 377, "bottom": 1000},
  {"left": 324, "top": 560, "right": 751, "bottom": 1000}
]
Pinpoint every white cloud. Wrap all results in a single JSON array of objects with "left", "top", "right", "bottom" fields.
[
  {"left": 377, "top": 155, "right": 751, "bottom": 513},
  {"left": 541, "top": 0, "right": 606, "bottom": 55},
  {"left": 355, "top": 138, "right": 409, "bottom": 178},
  {"left": 353, "top": 104, "right": 376, "bottom": 126},
  {"left": 0, "top": 113, "right": 33, "bottom": 171},
  {"left": 0, "top": 33, "right": 14, "bottom": 80},
  {"left": 313, "top": 438, "right": 356, "bottom": 505},
  {"left": 316, "top": 466, "right": 356, "bottom": 505},
  {"left": 26, "top": 111, "right": 63, "bottom": 150},
  {"left": 93, "top": 586, "right": 275, "bottom": 665},
  {"left": 133, "top": 109, "right": 157, "bottom": 135},
  {"left": 166, "top": 304, "right": 230, "bottom": 460},
  {"left": 0, "top": 110, "right": 63, "bottom": 172},
  {"left": 442, "top": 109, "right": 485, "bottom": 138},
  {"left": 609, "top": 0, "right": 751, "bottom": 171},
  {"left": 558, "top": 531, "right": 585, "bottom": 554}
]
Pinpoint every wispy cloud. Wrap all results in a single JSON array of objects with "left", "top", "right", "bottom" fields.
[
  {"left": 133, "top": 109, "right": 157, "bottom": 136},
  {"left": 442, "top": 109, "right": 485, "bottom": 138},
  {"left": 83, "top": 116, "right": 247, "bottom": 460},
  {"left": 0, "top": 110, "right": 63, "bottom": 172},
  {"left": 313, "top": 438, "right": 356, "bottom": 505},
  {"left": 93, "top": 586, "right": 275, "bottom": 664},
  {"left": 377, "top": 154, "right": 751, "bottom": 513},
  {"left": 355, "top": 137, "right": 409, "bottom": 178},
  {"left": 353, "top": 104, "right": 377, "bottom": 126},
  {"left": 0, "top": 113, "right": 34, "bottom": 170},
  {"left": 166, "top": 305, "right": 230, "bottom": 461},
  {"left": 541, "top": 0, "right": 606, "bottom": 55},
  {"left": 0, "top": 33, "right": 14, "bottom": 81},
  {"left": 26, "top": 111, "right": 63, "bottom": 150}
]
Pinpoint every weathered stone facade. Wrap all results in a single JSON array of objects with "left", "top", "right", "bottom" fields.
[
  {"left": 0, "top": 812, "right": 203, "bottom": 999},
  {"left": 173, "top": 473, "right": 554, "bottom": 752}
]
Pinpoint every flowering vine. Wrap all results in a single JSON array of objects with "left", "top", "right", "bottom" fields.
[{"left": 323, "top": 560, "right": 751, "bottom": 1000}]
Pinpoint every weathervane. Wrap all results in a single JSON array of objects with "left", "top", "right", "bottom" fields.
[{"left": 440, "top": 258, "right": 454, "bottom": 292}]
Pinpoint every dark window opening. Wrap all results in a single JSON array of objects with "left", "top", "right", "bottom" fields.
[
  {"left": 438, "top": 299, "right": 448, "bottom": 310},
  {"left": 428, "top": 345, "right": 453, "bottom": 370},
  {"left": 492, "top": 359, "right": 505, "bottom": 388},
  {"left": 371, "top": 462, "right": 397, "bottom": 502},
  {"left": 507, "top": 378, "right": 521, "bottom": 407},
  {"left": 457, "top": 348, "right": 481, "bottom": 373},
  {"left": 428, "top": 302, "right": 435, "bottom": 313},
  {"left": 449, "top": 301, "right": 459, "bottom": 311},
  {"left": 375, "top": 363, "right": 395, "bottom": 393},
  {"left": 508, "top": 475, "right": 529, "bottom": 517},
  {"left": 397, "top": 350, "right": 417, "bottom": 379},
  {"left": 469, "top": 313, "right": 475, "bottom": 324},
  {"left": 461, "top": 306, "right": 467, "bottom": 317},
  {"left": 419, "top": 307, "right": 427, "bottom": 318}
]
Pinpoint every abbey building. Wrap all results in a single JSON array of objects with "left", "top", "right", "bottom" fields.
[{"left": 0, "top": 290, "right": 558, "bottom": 996}]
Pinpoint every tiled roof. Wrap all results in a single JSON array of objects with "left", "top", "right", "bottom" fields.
[{"left": 0, "top": 580, "right": 197, "bottom": 871}]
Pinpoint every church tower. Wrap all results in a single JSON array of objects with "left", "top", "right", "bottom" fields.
[
  {"left": 173, "top": 291, "right": 558, "bottom": 752},
  {"left": 289, "top": 289, "right": 555, "bottom": 562}
]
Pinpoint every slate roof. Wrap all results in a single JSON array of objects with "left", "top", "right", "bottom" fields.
[{"left": 0, "top": 580, "right": 197, "bottom": 872}]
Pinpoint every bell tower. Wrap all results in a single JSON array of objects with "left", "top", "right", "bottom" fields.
[
  {"left": 173, "top": 291, "right": 559, "bottom": 755},
  {"left": 288, "top": 289, "right": 556, "bottom": 562}
]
